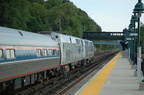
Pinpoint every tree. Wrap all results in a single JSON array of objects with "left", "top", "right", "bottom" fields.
[
  {"left": 0, "top": 0, "right": 30, "bottom": 30},
  {"left": 0, "top": 0, "right": 102, "bottom": 37},
  {"left": 45, "top": 0, "right": 62, "bottom": 9},
  {"left": 28, "top": 2, "right": 49, "bottom": 32}
]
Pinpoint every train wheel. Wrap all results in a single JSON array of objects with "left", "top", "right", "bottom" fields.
[{"left": 1, "top": 81, "right": 14, "bottom": 95}]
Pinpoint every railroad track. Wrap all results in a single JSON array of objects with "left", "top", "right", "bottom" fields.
[
  {"left": 56, "top": 51, "right": 117, "bottom": 95},
  {"left": 15, "top": 51, "right": 119, "bottom": 95}
]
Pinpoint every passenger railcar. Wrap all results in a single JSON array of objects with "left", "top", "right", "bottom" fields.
[{"left": 0, "top": 27, "right": 60, "bottom": 94}]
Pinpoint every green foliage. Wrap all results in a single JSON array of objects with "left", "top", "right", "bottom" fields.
[
  {"left": 95, "top": 41, "right": 120, "bottom": 52},
  {"left": 45, "top": 0, "right": 63, "bottom": 9},
  {"left": 28, "top": 2, "right": 49, "bottom": 32},
  {"left": 0, "top": 0, "right": 101, "bottom": 37},
  {"left": 0, "top": 0, "right": 30, "bottom": 30}
]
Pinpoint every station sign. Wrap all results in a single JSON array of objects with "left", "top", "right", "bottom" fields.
[
  {"left": 129, "top": 33, "right": 138, "bottom": 36},
  {"left": 126, "top": 38, "right": 134, "bottom": 40}
]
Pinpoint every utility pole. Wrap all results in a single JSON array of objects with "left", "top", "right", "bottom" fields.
[{"left": 59, "top": 19, "right": 62, "bottom": 33}]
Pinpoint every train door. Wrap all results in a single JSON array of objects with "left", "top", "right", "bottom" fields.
[{"left": 58, "top": 43, "right": 61, "bottom": 65}]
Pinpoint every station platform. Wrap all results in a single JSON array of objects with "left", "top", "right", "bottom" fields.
[{"left": 74, "top": 52, "right": 144, "bottom": 95}]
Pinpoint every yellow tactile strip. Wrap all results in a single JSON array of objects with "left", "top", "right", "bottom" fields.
[{"left": 79, "top": 52, "right": 121, "bottom": 95}]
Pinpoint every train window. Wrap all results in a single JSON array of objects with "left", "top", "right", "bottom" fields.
[
  {"left": 47, "top": 49, "right": 52, "bottom": 56},
  {"left": 43, "top": 49, "right": 47, "bottom": 56},
  {"left": 36, "top": 49, "right": 42, "bottom": 57},
  {"left": 76, "top": 39, "right": 80, "bottom": 44},
  {"left": 0, "top": 49, "right": 3, "bottom": 59},
  {"left": 53, "top": 49, "right": 57, "bottom": 55},
  {"left": 90, "top": 42, "right": 94, "bottom": 52},
  {"left": 6, "top": 49, "right": 15, "bottom": 59},
  {"left": 11, "top": 50, "right": 15, "bottom": 58}
]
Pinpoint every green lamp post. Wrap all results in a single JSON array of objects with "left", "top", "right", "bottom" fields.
[
  {"left": 130, "top": 14, "right": 138, "bottom": 65},
  {"left": 133, "top": 0, "right": 144, "bottom": 82},
  {"left": 128, "top": 22, "right": 135, "bottom": 62},
  {"left": 133, "top": 0, "right": 144, "bottom": 46}
]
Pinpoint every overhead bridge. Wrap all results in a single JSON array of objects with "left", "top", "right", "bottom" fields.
[
  {"left": 82, "top": 32, "right": 124, "bottom": 40},
  {"left": 82, "top": 29, "right": 134, "bottom": 50}
]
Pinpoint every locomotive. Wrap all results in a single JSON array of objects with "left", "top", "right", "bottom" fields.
[{"left": 0, "top": 26, "right": 94, "bottom": 94}]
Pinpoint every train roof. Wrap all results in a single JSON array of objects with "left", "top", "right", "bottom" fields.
[
  {"left": 38, "top": 31, "right": 93, "bottom": 44},
  {"left": 0, "top": 26, "right": 58, "bottom": 47},
  {"left": 50, "top": 32, "right": 82, "bottom": 43}
]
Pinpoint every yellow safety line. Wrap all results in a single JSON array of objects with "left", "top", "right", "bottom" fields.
[{"left": 79, "top": 52, "right": 121, "bottom": 95}]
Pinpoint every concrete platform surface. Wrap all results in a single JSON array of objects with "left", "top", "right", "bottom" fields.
[
  {"left": 74, "top": 52, "right": 144, "bottom": 95},
  {"left": 99, "top": 54, "right": 144, "bottom": 95}
]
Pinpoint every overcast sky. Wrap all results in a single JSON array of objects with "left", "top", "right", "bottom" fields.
[{"left": 69, "top": 0, "right": 144, "bottom": 32}]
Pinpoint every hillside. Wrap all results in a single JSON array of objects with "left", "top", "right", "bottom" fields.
[{"left": 0, "top": 0, "right": 102, "bottom": 37}]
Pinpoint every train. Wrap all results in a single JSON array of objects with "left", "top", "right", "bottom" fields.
[{"left": 0, "top": 26, "right": 95, "bottom": 94}]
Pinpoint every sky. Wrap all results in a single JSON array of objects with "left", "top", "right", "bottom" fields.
[{"left": 69, "top": 0, "right": 144, "bottom": 32}]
